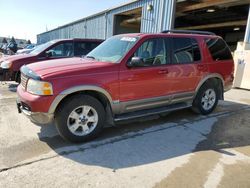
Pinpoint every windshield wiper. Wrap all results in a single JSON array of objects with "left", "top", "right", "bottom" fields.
[{"left": 85, "top": 55, "right": 96, "bottom": 60}]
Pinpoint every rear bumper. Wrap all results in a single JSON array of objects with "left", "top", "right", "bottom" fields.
[{"left": 224, "top": 83, "right": 233, "bottom": 92}]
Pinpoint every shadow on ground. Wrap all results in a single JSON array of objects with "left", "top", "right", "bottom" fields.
[{"left": 36, "top": 100, "right": 250, "bottom": 170}]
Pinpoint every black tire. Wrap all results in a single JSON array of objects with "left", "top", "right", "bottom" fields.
[
  {"left": 16, "top": 72, "right": 21, "bottom": 83},
  {"left": 192, "top": 82, "right": 219, "bottom": 115},
  {"left": 55, "top": 94, "right": 106, "bottom": 143}
]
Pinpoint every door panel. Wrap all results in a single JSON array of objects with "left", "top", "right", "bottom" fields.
[
  {"left": 119, "top": 38, "right": 171, "bottom": 102},
  {"left": 168, "top": 37, "right": 207, "bottom": 94}
]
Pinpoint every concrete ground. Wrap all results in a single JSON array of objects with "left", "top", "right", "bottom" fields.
[{"left": 0, "top": 81, "right": 250, "bottom": 188}]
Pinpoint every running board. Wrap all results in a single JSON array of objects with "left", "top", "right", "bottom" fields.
[{"left": 114, "top": 102, "right": 191, "bottom": 122}]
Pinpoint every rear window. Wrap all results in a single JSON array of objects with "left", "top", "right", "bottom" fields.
[
  {"left": 205, "top": 38, "right": 232, "bottom": 61},
  {"left": 172, "top": 38, "right": 201, "bottom": 64}
]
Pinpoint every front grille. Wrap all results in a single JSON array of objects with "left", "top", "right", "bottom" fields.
[{"left": 21, "top": 73, "right": 28, "bottom": 89}]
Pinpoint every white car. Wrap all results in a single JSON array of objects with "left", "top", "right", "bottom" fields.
[{"left": 16, "top": 44, "right": 36, "bottom": 54}]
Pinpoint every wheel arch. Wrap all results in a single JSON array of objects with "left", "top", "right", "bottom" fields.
[
  {"left": 49, "top": 85, "right": 114, "bottom": 114},
  {"left": 194, "top": 74, "right": 224, "bottom": 100}
]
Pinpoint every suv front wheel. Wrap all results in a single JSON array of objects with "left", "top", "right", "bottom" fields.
[
  {"left": 192, "top": 82, "right": 219, "bottom": 115},
  {"left": 55, "top": 94, "right": 105, "bottom": 143}
]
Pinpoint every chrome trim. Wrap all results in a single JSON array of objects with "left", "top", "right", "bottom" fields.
[
  {"left": 48, "top": 85, "right": 114, "bottom": 114},
  {"left": 21, "top": 73, "right": 28, "bottom": 89}
]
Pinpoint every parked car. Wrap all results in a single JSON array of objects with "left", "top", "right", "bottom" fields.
[
  {"left": 16, "top": 44, "right": 36, "bottom": 55},
  {"left": 0, "top": 38, "right": 103, "bottom": 82},
  {"left": 17, "top": 30, "right": 234, "bottom": 142},
  {"left": 0, "top": 43, "right": 8, "bottom": 54}
]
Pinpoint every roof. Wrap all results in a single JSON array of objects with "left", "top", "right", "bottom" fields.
[
  {"left": 49, "top": 38, "right": 104, "bottom": 43},
  {"left": 38, "top": 0, "right": 139, "bottom": 35}
]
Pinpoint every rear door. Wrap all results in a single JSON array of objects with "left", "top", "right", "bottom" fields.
[{"left": 167, "top": 37, "right": 206, "bottom": 94}]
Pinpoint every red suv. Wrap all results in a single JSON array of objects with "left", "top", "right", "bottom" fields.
[
  {"left": 17, "top": 30, "right": 234, "bottom": 142},
  {"left": 0, "top": 38, "right": 103, "bottom": 82}
]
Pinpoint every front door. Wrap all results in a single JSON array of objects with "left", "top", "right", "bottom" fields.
[{"left": 119, "top": 37, "right": 172, "bottom": 110}]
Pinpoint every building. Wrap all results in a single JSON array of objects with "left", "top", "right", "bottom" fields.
[{"left": 37, "top": 0, "right": 250, "bottom": 51}]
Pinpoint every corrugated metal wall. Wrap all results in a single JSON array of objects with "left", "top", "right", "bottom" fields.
[
  {"left": 37, "top": 0, "right": 175, "bottom": 44},
  {"left": 244, "top": 5, "right": 250, "bottom": 43}
]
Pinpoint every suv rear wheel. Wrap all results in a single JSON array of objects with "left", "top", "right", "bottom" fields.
[
  {"left": 55, "top": 94, "right": 105, "bottom": 143},
  {"left": 192, "top": 82, "right": 219, "bottom": 115}
]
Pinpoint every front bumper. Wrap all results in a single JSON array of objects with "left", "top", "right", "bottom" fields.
[
  {"left": 16, "top": 98, "right": 54, "bottom": 124},
  {"left": 16, "top": 85, "right": 55, "bottom": 124}
]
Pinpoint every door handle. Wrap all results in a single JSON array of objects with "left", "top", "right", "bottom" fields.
[{"left": 158, "top": 69, "right": 169, "bottom": 74}]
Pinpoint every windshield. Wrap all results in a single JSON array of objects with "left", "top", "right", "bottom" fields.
[
  {"left": 86, "top": 36, "right": 139, "bottom": 63},
  {"left": 30, "top": 41, "right": 55, "bottom": 55}
]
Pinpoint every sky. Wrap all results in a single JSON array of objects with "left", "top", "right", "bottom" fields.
[{"left": 0, "top": 0, "right": 131, "bottom": 43}]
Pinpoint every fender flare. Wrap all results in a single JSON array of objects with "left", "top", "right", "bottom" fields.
[
  {"left": 48, "top": 85, "right": 113, "bottom": 114},
  {"left": 194, "top": 73, "right": 224, "bottom": 98}
]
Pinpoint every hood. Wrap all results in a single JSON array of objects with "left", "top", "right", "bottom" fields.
[
  {"left": 27, "top": 57, "right": 116, "bottom": 79},
  {"left": 16, "top": 49, "right": 33, "bottom": 54},
  {"left": 0, "top": 53, "right": 34, "bottom": 62}
]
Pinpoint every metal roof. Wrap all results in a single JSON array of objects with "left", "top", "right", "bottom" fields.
[{"left": 39, "top": 0, "right": 139, "bottom": 35}]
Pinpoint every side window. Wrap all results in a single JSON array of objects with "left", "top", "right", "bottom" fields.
[
  {"left": 134, "top": 38, "right": 167, "bottom": 66},
  {"left": 89, "top": 42, "right": 100, "bottom": 51},
  {"left": 74, "top": 42, "right": 87, "bottom": 56},
  {"left": 205, "top": 38, "right": 232, "bottom": 61},
  {"left": 48, "top": 42, "right": 73, "bottom": 57},
  {"left": 172, "top": 38, "right": 201, "bottom": 64},
  {"left": 74, "top": 42, "right": 100, "bottom": 56}
]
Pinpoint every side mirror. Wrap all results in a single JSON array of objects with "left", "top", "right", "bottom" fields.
[
  {"left": 127, "top": 57, "right": 144, "bottom": 68},
  {"left": 45, "top": 51, "right": 53, "bottom": 58}
]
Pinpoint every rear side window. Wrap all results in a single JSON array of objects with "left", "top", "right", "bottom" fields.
[
  {"left": 74, "top": 42, "right": 100, "bottom": 56},
  {"left": 205, "top": 38, "right": 232, "bottom": 61},
  {"left": 172, "top": 38, "right": 201, "bottom": 64}
]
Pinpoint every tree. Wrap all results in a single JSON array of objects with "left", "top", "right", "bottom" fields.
[
  {"left": 10, "top": 36, "right": 16, "bottom": 44},
  {"left": 26, "top": 40, "right": 31, "bottom": 44},
  {"left": 2, "top": 38, "right": 7, "bottom": 43}
]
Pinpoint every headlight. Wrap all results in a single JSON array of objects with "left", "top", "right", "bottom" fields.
[
  {"left": 1, "top": 61, "right": 12, "bottom": 69},
  {"left": 27, "top": 79, "right": 53, "bottom": 96}
]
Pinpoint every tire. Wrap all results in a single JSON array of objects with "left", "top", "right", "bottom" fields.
[
  {"left": 55, "top": 94, "right": 106, "bottom": 143},
  {"left": 16, "top": 72, "right": 21, "bottom": 83},
  {"left": 192, "top": 82, "right": 219, "bottom": 115}
]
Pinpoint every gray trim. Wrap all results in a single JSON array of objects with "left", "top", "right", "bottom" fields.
[
  {"left": 21, "top": 108, "right": 53, "bottom": 124},
  {"left": 224, "top": 84, "right": 233, "bottom": 92},
  {"left": 113, "top": 91, "right": 195, "bottom": 114},
  {"left": 48, "top": 85, "right": 114, "bottom": 114},
  {"left": 114, "top": 103, "right": 191, "bottom": 122},
  {"left": 194, "top": 73, "right": 224, "bottom": 96}
]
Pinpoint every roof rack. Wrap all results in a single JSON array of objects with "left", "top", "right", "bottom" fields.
[{"left": 161, "top": 30, "right": 216, "bottom": 36}]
